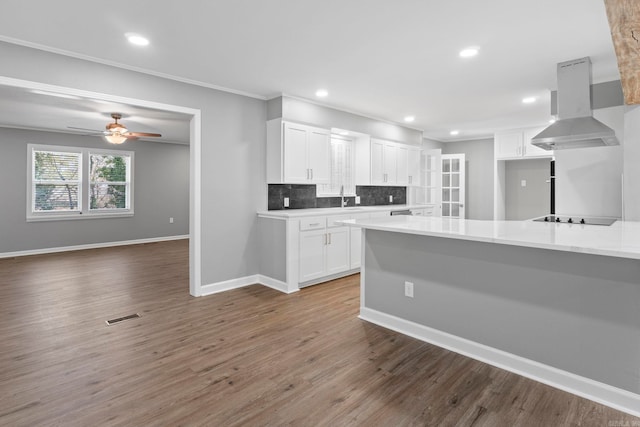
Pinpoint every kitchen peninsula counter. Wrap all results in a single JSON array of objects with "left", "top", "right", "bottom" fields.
[{"left": 344, "top": 216, "right": 640, "bottom": 417}]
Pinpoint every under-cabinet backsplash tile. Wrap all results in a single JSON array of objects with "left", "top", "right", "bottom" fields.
[
  {"left": 356, "top": 186, "right": 406, "bottom": 206},
  {"left": 268, "top": 184, "right": 406, "bottom": 210}
]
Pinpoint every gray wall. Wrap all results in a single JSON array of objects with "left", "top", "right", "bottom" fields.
[
  {"left": 0, "top": 41, "right": 266, "bottom": 286},
  {"left": 0, "top": 128, "right": 189, "bottom": 253},
  {"left": 554, "top": 106, "right": 624, "bottom": 218},
  {"left": 271, "top": 96, "right": 423, "bottom": 145},
  {"left": 442, "top": 138, "right": 494, "bottom": 220},
  {"left": 363, "top": 229, "right": 640, "bottom": 394},
  {"left": 505, "top": 158, "right": 551, "bottom": 220}
]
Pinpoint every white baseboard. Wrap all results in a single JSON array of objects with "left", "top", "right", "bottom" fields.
[
  {"left": 359, "top": 307, "right": 640, "bottom": 418},
  {"left": 0, "top": 235, "right": 189, "bottom": 259},
  {"left": 198, "top": 274, "right": 297, "bottom": 297},
  {"left": 258, "top": 275, "right": 297, "bottom": 294}
]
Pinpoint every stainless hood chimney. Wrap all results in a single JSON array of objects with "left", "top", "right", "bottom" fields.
[{"left": 531, "top": 57, "right": 619, "bottom": 150}]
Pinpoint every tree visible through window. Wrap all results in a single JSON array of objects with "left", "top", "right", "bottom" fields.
[
  {"left": 90, "top": 154, "right": 130, "bottom": 210},
  {"left": 33, "top": 150, "right": 80, "bottom": 211},
  {"left": 28, "top": 144, "right": 134, "bottom": 220}
]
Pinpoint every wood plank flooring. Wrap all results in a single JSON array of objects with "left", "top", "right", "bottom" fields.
[{"left": 1, "top": 239, "right": 638, "bottom": 426}]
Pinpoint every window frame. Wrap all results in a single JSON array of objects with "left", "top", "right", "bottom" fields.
[
  {"left": 316, "top": 135, "right": 357, "bottom": 198},
  {"left": 27, "top": 144, "right": 135, "bottom": 222}
]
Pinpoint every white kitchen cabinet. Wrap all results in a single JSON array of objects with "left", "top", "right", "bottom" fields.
[
  {"left": 267, "top": 120, "right": 330, "bottom": 184},
  {"left": 396, "top": 145, "right": 409, "bottom": 185},
  {"left": 349, "top": 212, "right": 370, "bottom": 269},
  {"left": 407, "top": 147, "right": 421, "bottom": 186},
  {"left": 495, "top": 127, "right": 553, "bottom": 159},
  {"left": 371, "top": 138, "right": 401, "bottom": 185},
  {"left": 298, "top": 215, "right": 350, "bottom": 282},
  {"left": 299, "top": 228, "right": 327, "bottom": 282},
  {"left": 325, "top": 227, "right": 350, "bottom": 275}
]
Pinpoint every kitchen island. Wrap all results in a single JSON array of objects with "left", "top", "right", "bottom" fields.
[{"left": 343, "top": 215, "right": 640, "bottom": 416}]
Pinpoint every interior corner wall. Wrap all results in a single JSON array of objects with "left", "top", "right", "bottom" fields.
[
  {"left": 554, "top": 106, "right": 624, "bottom": 218},
  {"left": 0, "top": 128, "right": 189, "bottom": 253},
  {"left": 421, "top": 138, "right": 444, "bottom": 151},
  {"left": 0, "top": 41, "right": 267, "bottom": 286},
  {"left": 442, "top": 138, "right": 494, "bottom": 220},
  {"left": 280, "top": 96, "right": 423, "bottom": 145}
]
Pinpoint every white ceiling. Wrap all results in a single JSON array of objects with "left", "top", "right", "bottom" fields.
[{"left": 0, "top": 0, "right": 620, "bottom": 143}]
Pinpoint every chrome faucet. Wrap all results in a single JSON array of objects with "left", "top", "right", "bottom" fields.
[{"left": 340, "top": 185, "right": 348, "bottom": 207}]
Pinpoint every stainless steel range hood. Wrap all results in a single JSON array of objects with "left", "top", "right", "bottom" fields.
[{"left": 531, "top": 57, "right": 619, "bottom": 150}]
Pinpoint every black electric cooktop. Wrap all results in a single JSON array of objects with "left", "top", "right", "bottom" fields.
[{"left": 532, "top": 215, "right": 617, "bottom": 226}]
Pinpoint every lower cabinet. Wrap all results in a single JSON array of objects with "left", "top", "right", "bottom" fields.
[{"left": 298, "top": 216, "right": 351, "bottom": 283}]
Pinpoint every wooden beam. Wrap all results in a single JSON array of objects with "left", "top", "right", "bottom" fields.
[{"left": 605, "top": 0, "right": 640, "bottom": 104}]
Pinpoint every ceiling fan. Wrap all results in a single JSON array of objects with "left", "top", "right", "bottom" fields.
[{"left": 68, "top": 113, "right": 162, "bottom": 144}]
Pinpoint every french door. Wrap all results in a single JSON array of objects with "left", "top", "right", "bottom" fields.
[{"left": 441, "top": 154, "right": 466, "bottom": 219}]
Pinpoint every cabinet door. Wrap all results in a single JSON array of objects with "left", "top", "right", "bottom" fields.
[
  {"left": 370, "top": 139, "right": 385, "bottom": 185},
  {"left": 523, "top": 127, "right": 553, "bottom": 158},
  {"left": 396, "top": 145, "right": 409, "bottom": 186},
  {"left": 495, "top": 132, "right": 523, "bottom": 159},
  {"left": 326, "top": 227, "right": 350, "bottom": 275},
  {"left": 408, "top": 147, "right": 421, "bottom": 186},
  {"left": 299, "top": 229, "right": 326, "bottom": 282},
  {"left": 383, "top": 143, "right": 397, "bottom": 184},
  {"left": 350, "top": 227, "right": 362, "bottom": 269},
  {"left": 283, "top": 123, "right": 310, "bottom": 183},
  {"left": 308, "top": 128, "right": 331, "bottom": 183}
]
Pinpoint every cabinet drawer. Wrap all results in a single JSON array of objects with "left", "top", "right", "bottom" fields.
[
  {"left": 300, "top": 216, "right": 326, "bottom": 231},
  {"left": 326, "top": 214, "right": 351, "bottom": 228}
]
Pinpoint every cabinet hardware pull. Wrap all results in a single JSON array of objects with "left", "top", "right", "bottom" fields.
[
  {"left": 311, "top": 169, "right": 313, "bottom": 180},
  {"left": 328, "top": 233, "right": 331, "bottom": 244},
  {"left": 324, "top": 233, "right": 327, "bottom": 245},
  {"left": 309, "top": 223, "right": 320, "bottom": 226}
]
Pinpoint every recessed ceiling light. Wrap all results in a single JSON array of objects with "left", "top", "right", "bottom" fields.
[
  {"left": 315, "top": 89, "right": 328, "bottom": 98},
  {"left": 522, "top": 97, "right": 537, "bottom": 104},
  {"left": 450, "top": 130, "right": 460, "bottom": 136},
  {"left": 404, "top": 115, "right": 415, "bottom": 123},
  {"left": 459, "top": 47, "right": 479, "bottom": 58},
  {"left": 125, "top": 33, "right": 150, "bottom": 46},
  {"left": 549, "top": 118, "right": 557, "bottom": 124}
]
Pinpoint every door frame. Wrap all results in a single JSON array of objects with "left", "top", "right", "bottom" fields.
[{"left": 0, "top": 76, "right": 202, "bottom": 296}]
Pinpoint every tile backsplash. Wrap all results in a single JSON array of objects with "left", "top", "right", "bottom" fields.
[{"left": 268, "top": 184, "right": 406, "bottom": 210}]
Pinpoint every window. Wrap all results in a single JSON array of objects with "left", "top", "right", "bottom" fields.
[
  {"left": 28, "top": 144, "right": 134, "bottom": 221},
  {"left": 317, "top": 136, "right": 355, "bottom": 197}
]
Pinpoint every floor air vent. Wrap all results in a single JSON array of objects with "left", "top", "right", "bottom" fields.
[{"left": 105, "top": 313, "right": 141, "bottom": 326}]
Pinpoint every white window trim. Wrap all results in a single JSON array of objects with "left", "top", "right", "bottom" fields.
[
  {"left": 27, "top": 144, "right": 134, "bottom": 222},
  {"left": 316, "top": 135, "right": 357, "bottom": 198}
]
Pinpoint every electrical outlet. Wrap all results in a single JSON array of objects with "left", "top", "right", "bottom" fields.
[
  {"left": 169, "top": 217, "right": 174, "bottom": 224},
  {"left": 404, "top": 281, "right": 414, "bottom": 298},
  {"left": 521, "top": 180, "right": 527, "bottom": 187},
  {"left": 284, "top": 197, "right": 290, "bottom": 208},
  {"left": 355, "top": 196, "right": 361, "bottom": 205},
  {"left": 389, "top": 195, "right": 393, "bottom": 203}
]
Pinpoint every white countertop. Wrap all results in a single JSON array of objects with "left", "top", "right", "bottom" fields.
[
  {"left": 257, "top": 204, "right": 432, "bottom": 219},
  {"left": 343, "top": 216, "right": 640, "bottom": 260}
]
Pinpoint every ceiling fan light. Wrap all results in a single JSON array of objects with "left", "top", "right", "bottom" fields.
[{"left": 105, "top": 133, "right": 128, "bottom": 144}]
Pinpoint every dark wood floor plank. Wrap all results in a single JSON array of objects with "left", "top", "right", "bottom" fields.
[{"left": 0, "top": 240, "right": 638, "bottom": 426}]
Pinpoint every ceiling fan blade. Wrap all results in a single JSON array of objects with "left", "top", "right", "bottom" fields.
[{"left": 126, "top": 132, "right": 162, "bottom": 137}]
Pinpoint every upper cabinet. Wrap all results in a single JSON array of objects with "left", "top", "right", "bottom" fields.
[
  {"left": 370, "top": 138, "right": 412, "bottom": 186},
  {"left": 407, "top": 147, "right": 421, "bottom": 186},
  {"left": 267, "top": 120, "right": 330, "bottom": 184},
  {"left": 495, "top": 127, "right": 553, "bottom": 160}
]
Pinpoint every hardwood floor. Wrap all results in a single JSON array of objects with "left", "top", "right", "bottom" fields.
[{"left": 1, "top": 240, "right": 638, "bottom": 426}]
